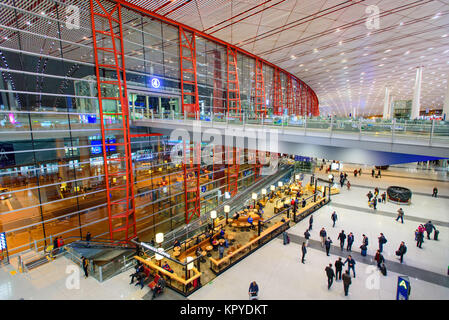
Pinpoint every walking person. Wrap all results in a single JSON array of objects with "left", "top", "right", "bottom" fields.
[
  {"left": 378, "top": 233, "right": 387, "bottom": 253},
  {"left": 344, "top": 255, "right": 356, "bottom": 277},
  {"left": 371, "top": 169, "right": 375, "bottom": 178},
  {"left": 346, "top": 180, "right": 351, "bottom": 190},
  {"left": 81, "top": 256, "right": 89, "bottom": 279},
  {"left": 381, "top": 192, "right": 386, "bottom": 203},
  {"left": 309, "top": 214, "right": 313, "bottom": 230},
  {"left": 346, "top": 232, "right": 354, "bottom": 251},
  {"left": 304, "top": 229, "right": 310, "bottom": 247},
  {"left": 338, "top": 230, "right": 346, "bottom": 250},
  {"left": 301, "top": 242, "right": 307, "bottom": 264},
  {"left": 52, "top": 236, "right": 59, "bottom": 256},
  {"left": 374, "top": 250, "right": 385, "bottom": 269},
  {"left": 335, "top": 257, "right": 343, "bottom": 280},
  {"left": 325, "top": 264, "right": 335, "bottom": 289},
  {"left": 396, "top": 241, "right": 407, "bottom": 263},
  {"left": 432, "top": 187, "right": 438, "bottom": 197},
  {"left": 396, "top": 208, "right": 404, "bottom": 223},
  {"left": 416, "top": 230, "right": 424, "bottom": 249},
  {"left": 372, "top": 197, "right": 377, "bottom": 210},
  {"left": 331, "top": 211, "right": 338, "bottom": 227},
  {"left": 248, "top": 281, "right": 259, "bottom": 300},
  {"left": 218, "top": 244, "right": 225, "bottom": 259},
  {"left": 325, "top": 237, "right": 333, "bottom": 256},
  {"left": 319, "top": 228, "right": 327, "bottom": 248},
  {"left": 342, "top": 271, "right": 352, "bottom": 296},
  {"left": 85, "top": 231, "right": 92, "bottom": 242},
  {"left": 362, "top": 234, "right": 369, "bottom": 249},
  {"left": 366, "top": 191, "right": 373, "bottom": 202},
  {"left": 424, "top": 221, "right": 436, "bottom": 240}
]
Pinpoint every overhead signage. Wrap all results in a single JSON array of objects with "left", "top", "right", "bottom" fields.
[
  {"left": 396, "top": 276, "right": 410, "bottom": 300},
  {"left": 0, "top": 232, "right": 7, "bottom": 251},
  {"left": 151, "top": 77, "right": 161, "bottom": 89}
]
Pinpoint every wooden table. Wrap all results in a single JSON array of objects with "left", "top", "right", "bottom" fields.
[
  {"left": 218, "top": 239, "right": 225, "bottom": 245},
  {"left": 200, "top": 251, "right": 207, "bottom": 262},
  {"left": 227, "top": 234, "right": 235, "bottom": 243},
  {"left": 173, "top": 251, "right": 180, "bottom": 258},
  {"left": 206, "top": 246, "right": 213, "bottom": 257},
  {"left": 174, "top": 246, "right": 181, "bottom": 252}
]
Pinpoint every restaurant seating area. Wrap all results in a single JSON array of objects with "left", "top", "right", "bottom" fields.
[{"left": 133, "top": 178, "right": 337, "bottom": 296}]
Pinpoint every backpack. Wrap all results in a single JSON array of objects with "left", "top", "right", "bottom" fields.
[
  {"left": 402, "top": 245, "right": 407, "bottom": 254},
  {"left": 383, "top": 238, "right": 387, "bottom": 244}
]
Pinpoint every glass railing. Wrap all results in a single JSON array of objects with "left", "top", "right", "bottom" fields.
[{"left": 135, "top": 111, "right": 449, "bottom": 146}]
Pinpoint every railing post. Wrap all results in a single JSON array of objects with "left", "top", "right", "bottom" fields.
[
  {"left": 304, "top": 116, "right": 307, "bottom": 135},
  {"left": 226, "top": 112, "right": 229, "bottom": 127},
  {"left": 34, "top": 240, "right": 37, "bottom": 252},
  {"left": 99, "top": 265, "right": 103, "bottom": 282},
  {"left": 430, "top": 119, "right": 435, "bottom": 145},
  {"left": 358, "top": 120, "right": 362, "bottom": 140},
  {"left": 172, "top": 109, "right": 175, "bottom": 120},
  {"left": 184, "top": 109, "right": 187, "bottom": 121},
  {"left": 150, "top": 109, "right": 154, "bottom": 121}
]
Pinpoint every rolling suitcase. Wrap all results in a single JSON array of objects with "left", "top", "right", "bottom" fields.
[
  {"left": 434, "top": 230, "right": 439, "bottom": 240},
  {"left": 380, "top": 263, "right": 387, "bottom": 276}
]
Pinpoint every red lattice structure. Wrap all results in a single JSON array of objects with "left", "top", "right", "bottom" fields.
[
  {"left": 90, "top": 0, "right": 136, "bottom": 241},
  {"left": 183, "top": 141, "right": 201, "bottom": 224},
  {"left": 254, "top": 58, "right": 266, "bottom": 119},
  {"left": 286, "top": 75, "right": 293, "bottom": 115},
  {"left": 301, "top": 81, "right": 307, "bottom": 116},
  {"left": 227, "top": 47, "right": 242, "bottom": 119},
  {"left": 208, "top": 49, "right": 224, "bottom": 114},
  {"left": 179, "top": 27, "right": 199, "bottom": 119},
  {"left": 273, "top": 67, "right": 283, "bottom": 115},
  {"left": 294, "top": 79, "right": 301, "bottom": 116}
]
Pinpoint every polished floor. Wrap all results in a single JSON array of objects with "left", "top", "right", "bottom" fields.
[{"left": 1, "top": 164, "right": 448, "bottom": 300}]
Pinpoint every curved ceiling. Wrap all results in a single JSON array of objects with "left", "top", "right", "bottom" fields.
[{"left": 129, "top": 0, "right": 449, "bottom": 117}]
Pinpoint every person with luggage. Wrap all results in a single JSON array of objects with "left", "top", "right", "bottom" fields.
[
  {"left": 319, "top": 228, "right": 327, "bottom": 247},
  {"left": 325, "top": 263, "right": 335, "bottom": 289},
  {"left": 377, "top": 170, "right": 381, "bottom": 178},
  {"left": 360, "top": 243, "right": 367, "bottom": 256},
  {"left": 347, "top": 232, "right": 354, "bottom": 251},
  {"left": 283, "top": 231, "right": 290, "bottom": 245},
  {"left": 362, "top": 234, "right": 369, "bottom": 248},
  {"left": 325, "top": 237, "right": 333, "bottom": 256},
  {"left": 301, "top": 242, "right": 307, "bottom": 264},
  {"left": 374, "top": 187, "right": 379, "bottom": 198},
  {"left": 344, "top": 255, "right": 356, "bottom": 277},
  {"left": 331, "top": 211, "right": 338, "bottom": 227},
  {"left": 432, "top": 187, "right": 438, "bottom": 197},
  {"left": 248, "top": 281, "right": 259, "bottom": 300},
  {"left": 372, "top": 197, "right": 377, "bottom": 210},
  {"left": 378, "top": 233, "right": 387, "bottom": 253},
  {"left": 424, "top": 221, "right": 436, "bottom": 240},
  {"left": 396, "top": 241, "right": 407, "bottom": 263},
  {"left": 342, "top": 270, "right": 352, "bottom": 296},
  {"left": 304, "top": 229, "right": 311, "bottom": 247},
  {"left": 396, "top": 208, "right": 404, "bottom": 223},
  {"left": 338, "top": 230, "right": 346, "bottom": 250},
  {"left": 374, "top": 250, "right": 385, "bottom": 269},
  {"left": 335, "top": 257, "right": 343, "bottom": 280}
]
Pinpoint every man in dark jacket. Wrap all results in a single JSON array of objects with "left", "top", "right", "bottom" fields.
[
  {"left": 338, "top": 230, "right": 346, "bottom": 250},
  {"left": 319, "top": 228, "right": 327, "bottom": 247},
  {"left": 362, "top": 234, "right": 369, "bottom": 248},
  {"left": 325, "top": 264, "right": 335, "bottom": 289},
  {"left": 374, "top": 250, "right": 385, "bottom": 269},
  {"left": 372, "top": 197, "right": 377, "bottom": 210},
  {"left": 416, "top": 231, "right": 424, "bottom": 248},
  {"left": 432, "top": 187, "right": 438, "bottom": 197},
  {"left": 378, "top": 233, "right": 387, "bottom": 252},
  {"left": 331, "top": 211, "right": 338, "bottom": 227},
  {"left": 309, "top": 214, "right": 313, "bottom": 230},
  {"left": 344, "top": 255, "right": 356, "bottom": 278},
  {"left": 301, "top": 242, "right": 307, "bottom": 264},
  {"left": 424, "top": 221, "right": 435, "bottom": 240},
  {"left": 342, "top": 271, "right": 352, "bottom": 296},
  {"left": 325, "top": 237, "right": 333, "bottom": 256},
  {"left": 397, "top": 241, "right": 407, "bottom": 263},
  {"left": 304, "top": 229, "right": 311, "bottom": 247},
  {"left": 335, "top": 257, "right": 343, "bottom": 280},
  {"left": 367, "top": 191, "right": 373, "bottom": 202},
  {"left": 347, "top": 232, "right": 354, "bottom": 251}
]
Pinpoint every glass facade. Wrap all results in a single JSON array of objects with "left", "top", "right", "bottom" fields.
[{"left": 0, "top": 0, "right": 317, "bottom": 256}]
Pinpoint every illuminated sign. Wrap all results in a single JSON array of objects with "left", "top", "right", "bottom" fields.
[
  {"left": 396, "top": 276, "right": 410, "bottom": 300},
  {"left": 151, "top": 77, "right": 161, "bottom": 89},
  {"left": 0, "top": 232, "right": 7, "bottom": 251}
]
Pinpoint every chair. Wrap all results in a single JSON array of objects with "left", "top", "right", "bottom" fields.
[{"left": 148, "top": 274, "right": 160, "bottom": 290}]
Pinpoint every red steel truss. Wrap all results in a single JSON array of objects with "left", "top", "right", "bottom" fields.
[
  {"left": 294, "top": 79, "right": 301, "bottom": 116},
  {"left": 226, "top": 47, "right": 242, "bottom": 119},
  {"left": 208, "top": 49, "right": 224, "bottom": 114},
  {"left": 183, "top": 141, "right": 201, "bottom": 224},
  {"left": 273, "top": 68, "right": 283, "bottom": 115},
  {"left": 254, "top": 58, "right": 266, "bottom": 119},
  {"left": 301, "top": 81, "right": 307, "bottom": 116},
  {"left": 90, "top": 0, "right": 136, "bottom": 241},
  {"left": 179, "top": 27, "right": 199, "bottom": 119},
  {"left": 286, "top": 75, "right": 293, "bottom": 115},
  {"left": 226, "top": 147, "right": 240, "bottom": 197}
]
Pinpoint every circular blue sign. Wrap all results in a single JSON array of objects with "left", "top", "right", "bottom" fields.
[
  {"left": 201, "top": 186, "right": 206, "bottom": 193},
  {"left": 151, "top": 78, "right": 160, "bottom": 89}
]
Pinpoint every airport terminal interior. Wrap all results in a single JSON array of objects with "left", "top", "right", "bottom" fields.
[{"left": 0, "top": 0, "right": 448, "bottom": 301}]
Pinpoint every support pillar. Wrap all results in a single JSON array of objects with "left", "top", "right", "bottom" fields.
[
  {"left": 389, "top": 95, "right": 394, "bottom": 119},
  {"left": 411, "top": 67, "right": 423, "bottom": 119},
  {"left": 383, "top": 87, "right": 390, "bottom": 119},
  {"left": 443, "top": 76, "right": 449, "bottom": 120}
]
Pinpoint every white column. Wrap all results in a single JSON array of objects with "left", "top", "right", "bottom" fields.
[
  {"left": 443, "top": 76, "right": 449, "bottom": 120},
  {"left": 383, "top": 87, "right": 390, "bottom": 119},
  {"left": 411, "top": 66, "right": 423, "bottom": 119},
  {"left": 389, "top": 95, "right": 394, "bottom": 119}
]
